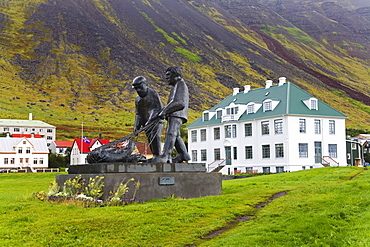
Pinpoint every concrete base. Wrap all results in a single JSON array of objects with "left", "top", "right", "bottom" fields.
[{"left": 57, "top": 163, "right": 222, "bottom": 201}]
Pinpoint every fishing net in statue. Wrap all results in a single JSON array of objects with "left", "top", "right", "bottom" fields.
[{"left": 86, "top": 119, "right": 162, "bottom": 163}]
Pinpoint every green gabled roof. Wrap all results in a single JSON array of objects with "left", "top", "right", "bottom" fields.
[{"left": 187, "top": 82, "right": 347, "bottom": 129}]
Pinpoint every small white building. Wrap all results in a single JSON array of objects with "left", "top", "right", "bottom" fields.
[
  {"left": 49, "top": 141, "right": 74, "bottom": 156},
  {"left": 0, "top": 113, "right": 56, "bottom": 146},
  {"left": 187, "top": 78, "right": 347, "bottom": 174},
  {"left": 0, "top": 135, "right": 49, "bottom": 172},
  {"left": 70, "top": 138, "right": 110, "bottom": 165}
]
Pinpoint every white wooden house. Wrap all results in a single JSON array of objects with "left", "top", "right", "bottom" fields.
[
  {"left": 187, "top": 78, "right": 347, "bottom": 174},
  {"left": 70, "top": 138, "right": 110, "bottom": 165},
  {"left": 0, "top": 135, "right": 49, "bottom": 172}
]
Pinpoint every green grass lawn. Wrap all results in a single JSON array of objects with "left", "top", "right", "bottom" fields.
[{"left": 0, "top": 167, "right": 369, "bottom": 246}]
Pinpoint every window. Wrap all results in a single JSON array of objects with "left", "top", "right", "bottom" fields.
[
  {"left": 47, "top": 129, "right": 53, "bottom": 133},
  {"left": 232, "top": 125, "right": 237, "bottom": 138},
  {"left": 314, "top": 119, "right": 321, "bottom": 134},
  {"left": 262, "top": 145, "right": 270, "bottom": 158},
  {"left": 310, "top": 99, "right": 318, "bottom": 110},
  {"left": 226, "top": 107, "right": 238, "bottom": 115},
  {"left": 34, "top": 159, "right": 37, "bottom": 164},
  {"left": 39, "top": 129, "right": 43, "bottom": 132},
  {"left": 10, "top": 158, "right": 14, "bottom": 164},
  {"left": 39, "top": 158, "right": 44, "bottom": 164},
  {"left": 276, "top": 167, "right": 284, "bottom": 173},
  {"left": 23, "top": 141, "right": 26, "bottom": 144},
  {"left": 225, "top": 125, "right": 231, "bottom": 138},
  {"left": 4, "top": 158, "right": 8, "bottom": 164},
  {"left": 263, "top": 167, "right": 270, "bottom": 173},
  {"left": 328, "top": 144, "right": 337, "bottom": 158},
  {"left": 261, "top": 121, "right": 269, "bottom": 135},
  {"left": 25, "top": 158, "right": 29, "bottom": 163},
  {"left": 192, "top": 150, "right": 197, "bottom": 162},
  {"left": 191, "top": 130, "right": 197, "bottom": 142},
  {"left": 4, "top": 127, "right": 9, "bottom": 131},
  {"left": 299, "top": 143, "right": 308, "bottom": 158},
  {"left": 245, "top": 167, "right": 253, "bottom": 173},
  {"left": 214, "top": 127, "right": 220, "bottom": 140},
  {"left": 245, "top": 146, "right": 253, "bottom": 159},
  {"left": 18, "top": 147, "right": 22, "bottom": 154},
  {"left": 244, "top": 123, "right": 252, "bottom": 137},
  {"left": 263, "top": 100, "right": 272, "bottom": 111},
  {"left": 247, "top": 104, "right": 255, "bottom": 114},
  {"left": 47, "top": 136, "right": 53, "bottom": 140},
  {"left": 201, "top": 149, "right": 207, "bottom": 161},
  {"left": 275, "top": 143, "right": 284, "bottom": 158},
  {"left": 225, "top": 124, "right": 237, "bottom": 138},
  {"left": 233, "top": 147, "right": 237, "bottom": 160},
  {"left": 14, "top": 128, "right": 20, "bottom": 132},
  {"left": 25, "top": 147, "right": 30, "bottom": 154},
  {"left": 203, "top": 112, "right": 209, "bottom": 121},
  {"left": 216, "top": 110, "right": 222, "bottom": 119},
  {"left": 329, "top": 120, "right": 335, "bottom": 134},
  {"left": 214, "top": 148, "right": 221, "bottom": 160},
  {"left": 299, "top": 119, "right": 306, "bottom": 133},
  {"left": 200, "top": 129, "right": 206, "bottom": 142},
  {"left": 274, "top": 119, "right": 283, "bottom": 134}
]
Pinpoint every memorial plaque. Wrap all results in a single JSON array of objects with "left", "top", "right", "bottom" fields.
[{"left": 159, "top": 176, "right": 175, "bottom": 185}]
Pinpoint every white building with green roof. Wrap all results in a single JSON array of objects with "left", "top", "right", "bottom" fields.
[
  {"left": 0, "top": 113, "right": 56, "bottom": 146},
  {"left": 187, "top": 78, "right": 347, "bottom": 174}
]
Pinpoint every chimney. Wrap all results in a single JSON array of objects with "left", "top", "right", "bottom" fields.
[
  {"left": 233, "top": 88, "right": 239, "bottom": 96},
  {"left": 278, "top": 77, "right": 286, "bottom": 86},
  {"left": 265, "top": 80, "right": 273, "bottom": 89},
  {"left": 244, "top": 85, "right": 251, "bottom": 93},
  {"left": 29, "top": 113, "right": 32, "bottom": 120}
]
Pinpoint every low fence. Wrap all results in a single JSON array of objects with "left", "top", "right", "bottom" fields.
[{"left": 0, "top": 168, "right": 59, "bottom": 173}]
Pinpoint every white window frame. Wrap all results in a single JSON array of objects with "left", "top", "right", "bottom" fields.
[{"left": 299, "top": 143, "right": 308, "bottom": 158}]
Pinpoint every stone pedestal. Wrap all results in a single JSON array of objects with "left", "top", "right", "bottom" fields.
[{"left": 57, "top": 163, "right": 222, "bottom": 201}]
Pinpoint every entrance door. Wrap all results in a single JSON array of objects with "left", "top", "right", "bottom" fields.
[
  {"left": 225, "top": 146, "right": 232, "bottom": 165},
  {"left": 315, "top": 142, "right": 322, "bottom": 163}
]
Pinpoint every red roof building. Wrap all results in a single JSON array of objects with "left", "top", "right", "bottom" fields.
[{"left": 70, "top": 138, "right": 110, "bottom": 165}]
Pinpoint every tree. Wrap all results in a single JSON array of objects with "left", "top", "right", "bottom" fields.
[{"left": 48, "top": 149, "right": 70, "bottom": 168}]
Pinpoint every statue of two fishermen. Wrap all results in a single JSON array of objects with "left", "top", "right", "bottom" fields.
[{"left": 133, "top": 66, "right": 190, "bottom": 163}]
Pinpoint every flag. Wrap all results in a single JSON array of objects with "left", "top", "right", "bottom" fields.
[{"left": 82, "top": 136, "right": 91, "bottom": 144}]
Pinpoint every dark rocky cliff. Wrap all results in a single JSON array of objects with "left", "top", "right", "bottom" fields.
[{"left": 0, "top": 0, "right": 369, "bottom": 138}]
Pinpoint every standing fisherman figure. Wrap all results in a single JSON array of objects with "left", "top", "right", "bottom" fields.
[
  {"left": 132, "top": 76, "right": 164, "bottom": 161},
  {"left": 153, "top": 66, "right": 191, "bottom": 163}
]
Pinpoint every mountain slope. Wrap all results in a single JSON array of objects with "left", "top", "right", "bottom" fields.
[{"left": 0, "top": 0, "right": 369, "bottom": 140}]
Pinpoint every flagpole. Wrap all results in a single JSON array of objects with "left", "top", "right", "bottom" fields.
[{"left": 81, "top": 122, "right": 83, "bottom": 155}]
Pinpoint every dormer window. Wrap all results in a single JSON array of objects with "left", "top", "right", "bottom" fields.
[
  {"left": 310, "top": 98, "right": 318, "bottom": 110},
  {"left": 203, "top": 112, "right": 209, "bottom": 121},
  {"left": 263, "top": 100, "right": 272, "bottom": 112},
  {"left": 303, "top": 97, "right": 318, "bottom": 110},
  {"left": 216, "top": 110, "right": 222, "bottom": 119},
  {"left": 226, "top": 107, "right": 238, "bottom": 115},
  {"left": 247, "top": 103, "right": 255, "bottom": 114}
]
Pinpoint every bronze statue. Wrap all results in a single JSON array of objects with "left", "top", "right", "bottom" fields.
[
  {"left": 153, "top": 66, "right": 191, "bottom": 163},
  {"left": 86, "top": 76, "right": 163, "bottom": 163},
  {"left": 132, "top": 76, "right": 163, "bottom": 160}
]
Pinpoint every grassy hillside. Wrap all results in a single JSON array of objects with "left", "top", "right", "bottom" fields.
[
  {"left": 0, "top": 167, "right": 369, "bottom": 246},
  {"left": 0, "top": 0, "right": 369, "bottom": 141}
]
